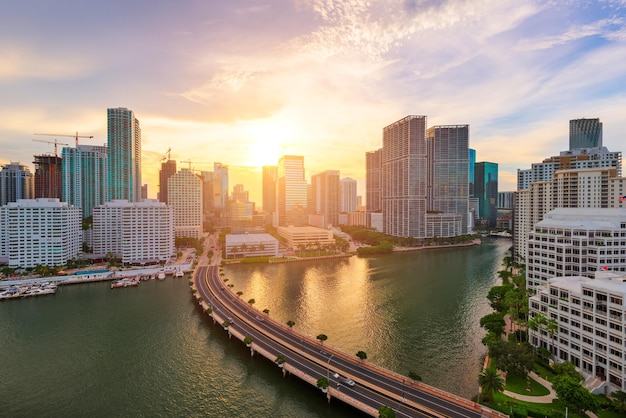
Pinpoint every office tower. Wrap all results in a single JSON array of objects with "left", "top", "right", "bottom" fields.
[
  {"left": 93, "top": 199, "right": 174, "bottom": 265},
  {"left": 516, "top": 147, "right": 621, "bottom": 190},
  {"left": 213, "top": 162, "right": 228, "bottom": 212},
  {"left": 382, "top": 116, "right": 428, "bottom": 238},
  {"left": 528, "top": 270, "right": 626, "bottom": 393},
  {"left": 426, "top": 125, "right": 469, "bottom": 234},
  {"left": 526, "top": 208, "right": 626, "bottom": 293},
  {"left": 0, "top": 198, "right": 81, "bottom": 268},
  {"left": 159, "top": 159, "right": 177, "bottom": 204},
  {"left": 0, "top": 162, "right": 34, "bottom": 206},
  {"left": 62, "top": 145, "right": 109, "bottom": 219},
  {"left": 469, "top": 148, "right": 476, "bottom": 197},
  {"left": 570, "top": 118, "right": 602, "bottom": 150},
  {"left": 33, "top": 154, "right": 62, "bottom": 199},
  {"left": 497, "top": 192, "right": 514, "bottom": 209},
  {"left": 365, "top": 149, "right": 382, "bottom": 213},
  {"left": 141, "top": 184, "right": 148, "bottom": 200},
  {"left": 107, "top": 107, "right": 142, "bottom": 202},
  {"left": 277, "top": 155, "right": 308, "bottom": 227},
  {"left": 262, "top": 165, "right": 277, "bottom": 223},
  {"left": 168, "top": 168, "right": 203, "bottom": 239},
  {"left": 340, "top": 177, "right": 357, "bottom": 213},
  {"left": 199, "top": 170, "right": 214, "bottom": 215},
  {"left": 232, "top": 184, "right": 249, "bottom": 202},
  {"left": 310, "top": 170, "right": 341, "bottom": 228},
  {"left": 474, "top": 162, "right": 498, "bottom": 227}
]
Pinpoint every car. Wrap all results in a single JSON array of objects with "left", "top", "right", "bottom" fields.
[
  {"left": 332, "top": 373, "right": 339, "bottom": 379},
  {"left": 344, "top": 378, "right": 355, "bottom": 387}
]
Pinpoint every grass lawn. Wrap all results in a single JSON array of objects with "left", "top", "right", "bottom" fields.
[
  {"left": 534, "top": 362, "right": 555, "bottom": 382},
  {"left": 489, "top": 392, "right": 587, "bottom": 418},
  {"left": 505, "top": 372, "right": 550, "bottom": 396}
]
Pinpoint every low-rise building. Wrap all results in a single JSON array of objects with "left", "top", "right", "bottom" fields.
[
  {"left": 529, "top": 271, "right": 626, "bottom": 394},
  {"left": 276, "top": 225, "right": 334, "bottom": 250},
  {"left": 224, "top": 233, "right": 278, "bottom": 259}
]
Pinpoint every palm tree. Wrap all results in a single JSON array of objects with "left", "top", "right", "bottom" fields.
[
  {"left": 316, "top": 334, "right": 328, "bottom": 344},
  {"left": 478, "top": 367, "right": 505, "bottom": 403},
  {"left": 286, "top": 320, "right": 295, "bottom": 328},
  {"left": 546, "top": 318, "right": 558, "bottom": 357}
]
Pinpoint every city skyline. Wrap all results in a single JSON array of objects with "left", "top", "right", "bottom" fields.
[{"left": 2, "top": 1, "right": 626, "bottom": 204}]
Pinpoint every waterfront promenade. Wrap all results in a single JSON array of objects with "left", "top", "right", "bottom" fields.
[{"left": 193, "top": 250, "right": 507, "bottom": 418}]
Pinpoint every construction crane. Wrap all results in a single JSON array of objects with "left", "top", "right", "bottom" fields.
[
  {"left": 32, "top": 138, "right": 69, "bottom": 157},
  {"left": 161, "top": 148, "right": 172, "bottom": 163},
  {"left": 34, "top": 131, "right": 94, "bottom": 147},
  {"left": 179, "top": 159, "right": 214, "bottom": 171}
]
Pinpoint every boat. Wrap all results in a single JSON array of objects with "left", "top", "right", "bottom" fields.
[
  {"left": 175, "top": 270, "right": 184, "bottom": 278},
  {"left": 110, "top": 278, "right": 139, "bottom": 289},
  {"left": 22, "top": 287, "right": 56, "bottom": 297},
  {"left": 157, "top": 271, "right": 166, "bottom": 280}
]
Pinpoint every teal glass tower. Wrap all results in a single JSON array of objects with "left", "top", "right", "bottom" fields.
[
  {"left": 569, "top": 118, "right": 602, "bottom": 150},
  {"left": 474, "top": 162, "right": 498, "bottom": 227},
  {"left": 107, "top": 107, "right": 142, "bottom": 202}
]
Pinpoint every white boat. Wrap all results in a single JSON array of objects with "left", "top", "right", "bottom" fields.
[
  {"left": 157, "top": 271, "right": 166, "bottom": 280},
  {"left": 22, "top": 287, "right": 56, "bottom": 297},
  {"left": 175, "top": 270, "right": 184, "bottom": 278},
  {"left": 110, "top": 278, "right": 139, "bottom": 289}
]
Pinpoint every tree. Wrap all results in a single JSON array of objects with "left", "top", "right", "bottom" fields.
[
  {"left": 243, "top": 335, "right": 253, "bottom": 346},
  {"left": 478, "top": 367, "right": 505, "bottom": 403},
  {"left": 247, "top": 298, "right": 255, "bottom": 306},
  {"left": 316, "top": 334, "right": 328, "bottom": 344},
  {"left": 486, "top": 285, "right": 513, "bottom": 313},
  {"left": 488, "top": 340, "right": 534, "bottom": 376},
  {"left": 480, "top": 312, "right": 506, "bottom": 337},
  {"left": 356, "top": 350, "right": 367, "bottom": 361},
  {"left": 205, "top": 307, "right": 213, "bottom": 316},
  {"left": 552, "top": 375, "right": 599, "bottom": 414},
  {"left": 317, "top": 377, "right": 329, "bottom": 392},
  {"left": 497, "top": 269, "right": 513, "bottom": 285},
  {"left": 274, "top": 354, "right": 286, "bottom": 366},
  {"left": 407, "top": 371, "right": 422, "bottom": 381},
  {"left": 263, "top": 308, "right": 270, "bottom": 315},
  {"left": 236, "top": 291, "right": 243, "bottom": 297},
  {"left": 378, "top": 405, "right": 396, "bottom": 418},
  {"left": 553, "top": 361, "right": 583, "bottom": 382},
  {"left": 286, "top": 320, "right": 295, "bottom": 328}
]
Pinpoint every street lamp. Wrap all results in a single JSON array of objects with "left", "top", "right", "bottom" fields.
[{"left": 327, "top": 354, "right": 334, "bottom": 379}]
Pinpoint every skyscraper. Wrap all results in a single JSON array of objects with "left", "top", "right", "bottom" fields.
[
  {"left": 107, "top": 107, "right": 142, "bottom": 202},
  {"left": 569, "top": 118, "right": 602, "bottom": 150},
  {"left": 365, "top": 149, "right": 382, "bottom": 213},
  {"left": 277, "top": 155, "right": 308, "bottom": 227},
  {"left": 159, "top": 159, "right": 177, "bottom": 204},
  {"left": 213, "top": 162, "right": 228, "bottom": 213},
  {"left": 469, "top": 148, "right": 476, "bottom": 196},
  {"left": 310, "top": 170, "right": 341, "bottom": 227},
  {"left": 62, "top": 144, "right": 109, "bottom": 218},
  {"left": 0, "top": 162, "right": 34, "bottom": 206},
  {"left": 426, "top": 125, "right": 469, "bottom": 234},
  {"left": 262, "top": 165, "right": 277, "bottom": 223},
  {"left": 168, "top": 168, "right": 203, "bottom": 239},
  {"left": 340, "top": 177, "right": 357, "bottom": 213},
  {"left": 382, "top": 116, "right": 428, "bottom": 238},
  {"left": 474, "top": 162, "right": 498, "bottom": 227},
  {"left": 33, "top": 154, "right": 62, "bottom": 199}
]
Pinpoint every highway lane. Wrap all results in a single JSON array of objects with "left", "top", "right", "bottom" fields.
[{"left": 195, "top": 264, "right": 497, "bottom": 418}]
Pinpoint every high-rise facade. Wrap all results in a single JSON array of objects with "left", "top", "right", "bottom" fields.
[
  {"left": 474, "top": 162, "right": 498, "bottom": 227},
  {"left": 213, "top": 163, "right": 228, "bottom": 212},
  {"left": 340, "top": 177, "right": 357, "bottom": 213},
  {"left": 168, "top": 168, "right": 203, "bottom": 239},
  {"left": 426, "top": 125, "right": 469, "bottom": 234},
  {"left": 570, "top": 118, "right": 603, "bottom": 150},
  {"left": 310, "top": 170, "right": 341, "bottom": 228},
  {"left": 382, "top": 116, "right": 428, "bottom": 238},
  {"left": 469, "top": 148, "right": 476, "bottom": 197},
  {"left": 159, "top": 159, "right": 177, "bottom": 204},
  {"left": 277, "top": 155, "right": 308, "bottom": 227},
  {"left": 62, "top": 145, "right": 109, "bottom": 219},
  {"left": 262, "top": 165, "right": 277, "bottom": 223},
  {"left": 365, "top": 149, "right": 382, "bottom": 213},
  {"left": 0, "top": 198, "right": 81, "bottom": 268},
  {"left": 107, "top": 107, "right": 142, "bottom": 202},
  {"left": 0, "top": 162, "right": 34, "bottom": 206},
  {"left": 33, "top": 155, "right": 62, "bottom": 199},
  {"left": 93, "top": 199, "right": 174, "bottom": 264}
]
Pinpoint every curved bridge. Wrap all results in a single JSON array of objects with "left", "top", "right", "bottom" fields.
[{"left": 193, "top": 264, "right": 506, "bottom": 418}]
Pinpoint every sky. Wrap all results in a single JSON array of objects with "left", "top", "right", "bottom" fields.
[{"left": 2, "top": 0, "right": 626, "bottom": 206}]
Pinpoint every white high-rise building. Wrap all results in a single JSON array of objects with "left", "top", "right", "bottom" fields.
[
  {"left": 168, "top": 168, "right": 203, "bottom": 239},
  {"left": 529, "top": 271, "right": 626, "bottom": 393},
  {"left": 107, "top": 107, "right": 142, "bottom": 202},
  {"left": 92, "top": 199, "right": 174, "bottom": 264},
  {"left": 526, "top": 208, "right": 626, "bottom": 293},
  {"left": 0, "top": 198, "right": 81, "bottom": 268},
  {"left": 62, "top": 144, "right": 109, "bottom": 218},
  {"left": 340, "top": 177, "right": 357, "bottom": 213},
  {"left": 277, "top": 155, "right": 308, "bottom": 226}
]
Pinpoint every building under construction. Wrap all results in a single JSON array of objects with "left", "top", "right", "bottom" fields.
[{"left": 33, "top": 154, "right": 63, "bottom": 199}]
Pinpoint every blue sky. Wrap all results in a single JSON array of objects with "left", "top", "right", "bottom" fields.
[{"left": 1, "top": 0, "right": 626, "bottom": 203}]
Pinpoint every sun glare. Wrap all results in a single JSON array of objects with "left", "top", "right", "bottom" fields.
[{"left": 242, "top": 119, "right": 293, "bottom": 167}]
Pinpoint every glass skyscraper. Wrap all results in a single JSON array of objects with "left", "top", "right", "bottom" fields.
[
  {"left": 474, "top": 162, "right": 498, "bottom": 227},
  {"left": 277, "top": 155, "right": 308, "bottom": 226},
  {"left": 569, "top": 118, "right": 602, "bottom": 150},
  {"left": 62, "top": 145, "right": 109, "bottom": 218},
  {"left": 107, "top": 107, "right": 142, "bottom": 202}
]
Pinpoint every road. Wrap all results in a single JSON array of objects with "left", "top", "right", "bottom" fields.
[{"left": 194, "top": 261, "right": 504, "bottom": 418}]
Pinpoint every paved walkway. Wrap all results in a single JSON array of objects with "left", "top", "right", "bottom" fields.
[{"left": 503, "top": 371, "right": 556, "bottom": 403}]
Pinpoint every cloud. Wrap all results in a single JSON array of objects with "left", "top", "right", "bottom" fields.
[{"left": 0, "top": 43, "right": 94, "bottom": 80}]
